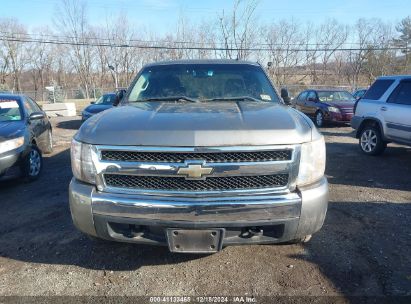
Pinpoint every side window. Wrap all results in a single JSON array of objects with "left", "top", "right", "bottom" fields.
[
  {"left": 105, "top": 95, "right": 113, "bottom": 103},
  {"left": 353, "top": 91, "right": 362, "bottom": 99},
  {"left": 388, "top": 81, "right": 411, "bottom": 105},
  {"left": 363, "top": 79, "right": 394, "bottom": 100},
  {"left": 27, "top": 97, "right": 42, "bottom": 112},
  {"left": 298, "top": 92, "right": 308, "bottom": 101},
  {"left": 23, "top": 99, "right": 34, "bottom": 116},
  {"left": 307, "top": 91, "right": 317, "bottom": 101}
]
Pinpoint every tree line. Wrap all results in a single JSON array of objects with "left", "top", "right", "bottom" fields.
[{"left": 0, "top": 0, "right": 410, "bottom": 100}]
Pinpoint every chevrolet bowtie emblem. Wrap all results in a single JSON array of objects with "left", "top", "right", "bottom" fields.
[{"left": 177, "top": 164, "right": 213, "bottom": 179}]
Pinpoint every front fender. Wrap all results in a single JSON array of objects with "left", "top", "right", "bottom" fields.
[{"left": 353, "top": 116, "right": 385, "bottom": 140}]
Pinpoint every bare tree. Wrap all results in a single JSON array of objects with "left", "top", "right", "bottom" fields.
[
  {"left": 265, "top": 19, "right": 305, "bottom": 86},
  {"left": 394, "top": 16, "right": 411, "bottom": 71},
  {"left": 28, "top": 27, "right": 56, "bottom": 98},
  {"left": 315, "top": 19, "right": 348, "bottom": 84},
  {"left": 103, "top": 14, "right": 143, "bottom": 88},
  {"left": 0, "top": 39, "right": 10, "bottom": 89},
  {"left": 363, "top": 21, "right": 396, "bottom": 82},
  {"left": 0, "top": 9, "right": 410, "bottom": 97},
  {"left": 345, "top": 19, "right": 393, "bottom": 88},
  {"left": 54, "top": 0, "right": 94, "bottom": 98},
  {"left": 196, "top": 20, "right": 218, "bottom": 59},
  {"left": 91, "top": 26, "right": 108, "bottom": 88},
  {"left": 302, "top": 22, "right": 318, "bottom": 84},
  {"left": 0, "top": 18, "right": 30, "bottom": 92},
  {"left": 217, "top": 0, "right": 259, "bottom": 60}
]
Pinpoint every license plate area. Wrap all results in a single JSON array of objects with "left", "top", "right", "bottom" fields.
[{"left": 166, "top": 229, "right": 224, "bottom": 253}]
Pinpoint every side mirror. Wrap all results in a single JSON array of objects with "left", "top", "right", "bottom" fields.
[
  {"left": 29, "top": 112, "right": 45, "bottom": 120},
  {"left": 90, "top": 101, "right": 95, "bottom": 104},
  {"left": 280, "top": 88, "right": 291, "bottom": 105},
  {"left": 113, "top": 89, "right": 126, "bottom": 106},
  {"left": 307, "top": 97, "right": 317, "bottom": 102}
]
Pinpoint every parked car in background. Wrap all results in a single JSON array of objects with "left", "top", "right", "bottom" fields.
[
  {"left": 293, "top": 90, "right": 355, "bottom": 127},
  {"left": 0, "top": 94, "right": 53, "bottom": 181},
  {"left": 69, "top": 60, "right": 328, "bottom": 253},
  {"left": 351, "top": 75, "right": 411, "bottom": 155},
  {"left": 353, "top": 88, "right": 368, "bottom": 100},
  {"left": 82, "top": 93, "right": 116, "bottom": 121}
]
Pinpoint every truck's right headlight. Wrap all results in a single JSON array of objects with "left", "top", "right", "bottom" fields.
[
  {"left": 297, "top": 136, "right": 326, "bottom": 187},
  {"left": 71, "top": 138, "right": 96, "bottom": 184}
]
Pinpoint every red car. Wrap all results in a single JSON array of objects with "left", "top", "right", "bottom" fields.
[{"left": 293, "top": 90, "right": 355, "bottom": 127}]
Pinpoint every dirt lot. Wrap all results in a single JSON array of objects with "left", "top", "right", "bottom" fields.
[{"left": 0, "top": 117, "right": 410, "bottom": 300}]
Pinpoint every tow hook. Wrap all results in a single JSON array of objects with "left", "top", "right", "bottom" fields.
[{"left": 241, "top": 227, "right": 263, "bottom": 238}]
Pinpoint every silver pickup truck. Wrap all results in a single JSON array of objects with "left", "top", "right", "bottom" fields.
[{"left": 69, "top": 60, "right": 328, "bottom": 253}]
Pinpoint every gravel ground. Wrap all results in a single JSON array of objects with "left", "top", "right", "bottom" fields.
[{"left": 0, "top": 116, "right": 410, "bottom": 299}]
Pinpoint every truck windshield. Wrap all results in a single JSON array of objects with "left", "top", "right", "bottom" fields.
[
  {"left": 128, "top": 64, "right": 280, "bottom": 103},
  {"left": 0, "top": 99, "right": 22, "bottom": 122}
]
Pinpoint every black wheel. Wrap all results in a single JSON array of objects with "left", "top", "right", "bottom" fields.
[
  {"left": 359, "top": 125, "right": 386, "bottom": 156},
  {"left": 43, "top": 130, "right": 53, "bottom": 154},
  {"left": 315, "top": 111, "right": 324, "bottom": 127},
  {"left": 21, "top": 145, "right": 43, "bottom": 181}
]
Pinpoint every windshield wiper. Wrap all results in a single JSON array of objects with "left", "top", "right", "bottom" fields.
[
  {"left": 136, "top": 96, "right": 199, "bottom": 103},
  {"left": 203, "top": 96, "right": 263, "bottom": 102}
]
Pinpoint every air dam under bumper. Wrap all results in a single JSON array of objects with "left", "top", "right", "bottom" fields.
[{"left": 69, "top": 177, "right": 328, "bottom": 248}]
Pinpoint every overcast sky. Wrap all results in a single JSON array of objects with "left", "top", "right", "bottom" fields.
[{"left": 2, "top": 0, "right": 410, "bottom": 32}]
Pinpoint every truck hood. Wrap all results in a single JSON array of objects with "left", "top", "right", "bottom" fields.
[{"left": 77, "top": 101, "right": 315, "bottom": 146}]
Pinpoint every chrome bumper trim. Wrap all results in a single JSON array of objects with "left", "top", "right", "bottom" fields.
[
  {"left": 69, "top": 177, "right": 328, "bottom": 242},
  {"left": 91, "top": 190, "right": 302, "bottom": 224}
]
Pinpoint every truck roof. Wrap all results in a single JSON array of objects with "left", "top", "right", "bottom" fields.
[{"left": 143, "top": 59, "right": 261, "bottom": 68}]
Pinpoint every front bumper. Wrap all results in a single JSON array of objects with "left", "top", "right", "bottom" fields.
[
  {"left": 69, "top": 177, "right": 328, "bottom": 248},
  {"left": 326, "top": 112, "right": 353, "bottom": 123},
  {"left": 0, "top": 148, "right": 25, "bottom": 179}
]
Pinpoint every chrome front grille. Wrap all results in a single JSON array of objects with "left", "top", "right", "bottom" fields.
[
  {"left": 101, "top": 150, "right": 292, "bottom": 163},
  {"left": 94, "top": 145, "right": 300, "bottom": 196},
  {"left": 104, "top": 174, "right": 289, "bottom": 192}
]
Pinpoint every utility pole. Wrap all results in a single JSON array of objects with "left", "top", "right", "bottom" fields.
[{"left": 108, "top": 65, "right": 118, "bottom": 90}]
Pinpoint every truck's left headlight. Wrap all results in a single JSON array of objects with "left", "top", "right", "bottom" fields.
[
  {"left": 297, "top": 136, "right": 326, "bottom": 187},
  {"left": 71, "top": 139, "right": 96, "bottom": 184},
  {"left": 0, "top": 136, "right": 25, "bottom": 154}
]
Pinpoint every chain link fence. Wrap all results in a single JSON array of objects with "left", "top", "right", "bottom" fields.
[{"left": 6, "top": 88, "right": 115, "bottom": 103}]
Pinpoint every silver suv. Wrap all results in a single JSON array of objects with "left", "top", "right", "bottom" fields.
[
  {"left": 69, "top": 60, "right": 328, "bottom": 253},
  {"left": 352, "top": 75, "right": 411, "bottom": 155}
]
